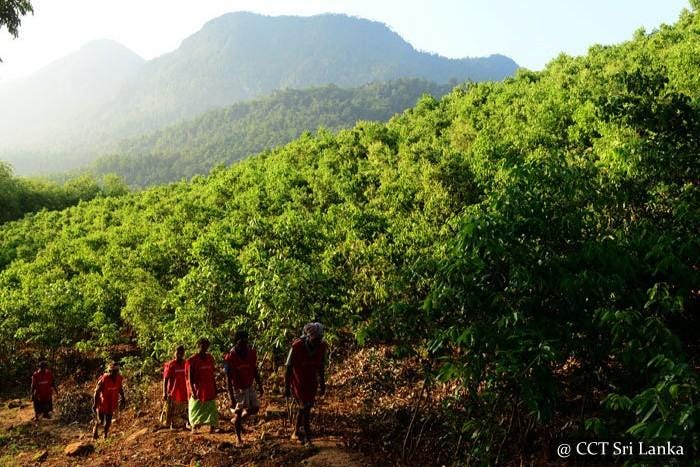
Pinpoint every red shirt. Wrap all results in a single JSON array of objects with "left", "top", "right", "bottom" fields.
[
  {"left": 288, "top": 339, "right": 327, "bottom": 403},
  {"left": 97, "top": 373, "right": 123, "bottom": 415},
  {"left": 163, "top": 359, "right": 188, "bottom": 403},
  {"left": 224, "top": 347, "right": 257, "bottom": 390},
  {"left": 186, "top": 353, "right": 217, "bottom": 401},
  {"left": 32, "top": 369, "right": 53, "bottom": 402}
]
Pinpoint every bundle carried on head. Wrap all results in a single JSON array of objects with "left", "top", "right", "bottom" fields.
[{"left": 303, "top": 322, "right": 324, "bottom": 339}]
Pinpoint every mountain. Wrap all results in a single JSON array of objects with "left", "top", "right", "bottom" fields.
[
  {"left": 89, "top": 79, "right": 453, "bottom": 186},
  {"left": 0, "top": 13, "right": 517, "bottom": 174},
  {"left": 0, "top": 40, "right": 144, "bottom": 157},
  {"left": 97, "top": 12, "right": 518, "bottom": 137}
]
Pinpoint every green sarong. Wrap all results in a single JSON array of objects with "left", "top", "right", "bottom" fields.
[{"left": 188, "top": 397, "right": 219, "bottom": 427}]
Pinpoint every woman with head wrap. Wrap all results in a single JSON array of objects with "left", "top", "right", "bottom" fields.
[{"left": 285, "top": 322, "right": 327, "bottom": 444}]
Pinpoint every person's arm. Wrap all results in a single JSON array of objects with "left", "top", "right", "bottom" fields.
[
  {"left": 163, "top": 377, "right": 169, "bottom": 401},
  {"left": 119, "top": 385, "right": 127, "bottom": 407},
  {"left": 319, "top": 351, "right": 326, "bottom": 396},
  {"left": 30, "top": 375, "right": 36, "bottom": 401},
  {"left": 93, "top": 379, "right": 103, "bottom": 411},
  {"left": 224, "top": 359, "right": 235, "bottom": 407},
  {"left": 163, "top": 365, "right": 170, "bottom": 401},
  {"left": 211, "top": 356, "right": 219, "bottom": 395},
  {"left": 284, "top": 347, "right": 294, "bottom": 397},
  {"left": 252, "top": 350, "right": 263, "bottom": 396},
  {"left": 52, "top": 374, "right": 58, "bottom": 396},
  {"left": 188, "top": 361, "right": 198, "bottom": 400},
  {"left": 254, "top": 367, "right": 263, "bottom": 396}
]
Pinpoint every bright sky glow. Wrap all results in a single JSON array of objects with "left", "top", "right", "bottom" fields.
[{"left": 0, "top": 0, "right": 690, "bottom": 82}]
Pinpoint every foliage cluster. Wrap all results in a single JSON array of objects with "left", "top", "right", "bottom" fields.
[
  {"left": 0, "top": 0, "right": 32, "bottom": 39},
  {"left": 0, "top": 162, "right": 128, "bottom": 223}
]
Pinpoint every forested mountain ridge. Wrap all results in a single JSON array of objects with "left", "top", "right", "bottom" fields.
[
  {"left": 99, "top": 12, "right": 517, "bottom": 136},
  {"left": 89, "top": 79, "right": 453, "bottom": 186},
  {"left": 0, "top": 6, "right": 698, "bottom": 463},
  {"left": 0, "top": 13, "right": 517, "bottom": 174}
]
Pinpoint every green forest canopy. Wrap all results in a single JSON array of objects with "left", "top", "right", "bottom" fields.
[
  {"left": 88, "top": 79, "right": 453, "bottom": 186},
  {"left": 0, "top": 7, "right": 698, "bottom": 461},
  {"left": 3, "top": 79, "right": 448, "bottom": 220},
  {"left": 0, "top": 162, "right": 127, "bottom": 223}
]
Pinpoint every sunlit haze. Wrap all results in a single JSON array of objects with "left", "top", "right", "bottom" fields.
[{"left": 0, "top": 0, "right": 690, "bottom": 82}]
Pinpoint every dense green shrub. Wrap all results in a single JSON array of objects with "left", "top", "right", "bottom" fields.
[{"left": 0, "top": 7, "right": 698, "bottom": 461}]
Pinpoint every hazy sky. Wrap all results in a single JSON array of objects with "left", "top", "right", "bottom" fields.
[{"left": 0, "top": 0, "right": 691, "bottom": 82}]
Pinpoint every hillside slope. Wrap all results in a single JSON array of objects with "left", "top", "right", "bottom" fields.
[
  {"left": 0, "top": 7, "right": 698, "bottom": 464},
  {"left": 89, "top": 79, "right": 452, "bottom": 186}
]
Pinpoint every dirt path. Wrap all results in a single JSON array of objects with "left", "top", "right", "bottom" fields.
[
  {"left": 0, "top": 394, "right": 368, "bottom": 466},
  {"left": 299, "top": 437, "right": 364, "bottom": 466},
  {"left": 0, "top": 347, "right": 431, "bottom": 466},
  {"left": 0, "top": 401, "right": 84, "bottom": 466}
]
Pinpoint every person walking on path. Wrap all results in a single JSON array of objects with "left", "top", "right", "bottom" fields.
[
  {"left": 162, "top": 345, "right": 189, "bottom": 429},
  {"left": 92, "top": 361, "right": 126, "bottom": 439},
  {"left": 224, "top": 330, "right": 263, "bottom": 444},
  {"left": 31, "top": 360, "right": 58, "bottom": 421},
  {"left": 285, "top": 322, "right": 327, "bottom": 444},
  {"left": 186, "top": 338, "right": 219, "bottom": 433}
]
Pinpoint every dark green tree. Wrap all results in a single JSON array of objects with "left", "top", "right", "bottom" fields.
[{"left": 0, "top": 0, "right": 33, "bottom": 61}]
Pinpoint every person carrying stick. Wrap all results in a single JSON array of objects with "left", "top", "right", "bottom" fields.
[{"left": 285, "top": 322, "right": 327, "bottom": 444}]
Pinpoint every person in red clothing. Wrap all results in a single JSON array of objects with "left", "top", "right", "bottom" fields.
[
  {"left": 31, "top": 360, "right": 58, "bottom": 421},
  {"left": 92, "top": 361, "right": 126, "bottom": 439},
  {"left": 186, "top": 338, "right": 219, "bottom": 433},
  {"left": 161, "top": 345, "right": 188, "bottom": 429},
  {"left": 224, "top": 330, "right": 263, "bottom": 444},
  {"left": 285, "top": 322, "right": 327, "bottom": 444}
]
